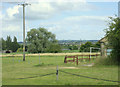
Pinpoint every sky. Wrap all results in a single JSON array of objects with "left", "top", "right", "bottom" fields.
[{"left": 0, "top": 0, "right": 118, "bottom": 42}]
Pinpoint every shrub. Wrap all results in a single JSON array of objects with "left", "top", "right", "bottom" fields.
[
  {"left": 94, "top": 56, "right": 118, "bottom": 66},
  {"left": 17, "top": 48, "right": 23, "bottom": 52}
]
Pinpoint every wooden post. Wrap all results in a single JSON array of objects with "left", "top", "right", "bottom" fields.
[
  {"left": 39, "top": 53, "right": 40, "bottom": 64},
  {"left": 64, "top": 56, "right": 67, "bottom": 63},
  {"left": 96, "top": 54, "right": 97, "bottom": 58},
  {"left": 56, "top": 65, "right": 58, "bottom": 80},
  {"left": 76, "top": 56, "right": 78, "bottom": 65}
]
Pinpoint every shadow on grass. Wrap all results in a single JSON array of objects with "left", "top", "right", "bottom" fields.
[{"left": 34, "top": 63, "right": 54, "bottom": 67}]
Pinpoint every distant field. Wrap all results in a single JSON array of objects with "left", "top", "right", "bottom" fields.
[
  {"left": 1, "top": 52, "right": 100, "bottom": 57},
  {"left": 2, "top": 55, "right": 118, "bottom": 85},
  {"left": 61, "top": 50, "right": 79, "bottom": 53}
]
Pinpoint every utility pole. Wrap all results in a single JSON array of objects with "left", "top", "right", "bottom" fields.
[
  {"left": 18, "top": 3, "right": 31, "bottom": 61},
  {"left": 118, "top": 1, "right": 120, "bottom": 18}
]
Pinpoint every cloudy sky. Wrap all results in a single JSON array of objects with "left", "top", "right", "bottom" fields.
[{"left": 1, "top": 0, "right": 118, "bottom": 41}]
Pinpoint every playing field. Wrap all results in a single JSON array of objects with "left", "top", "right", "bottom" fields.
[{"left": 2, "top": 54, "right": 119, "bottom": 85}]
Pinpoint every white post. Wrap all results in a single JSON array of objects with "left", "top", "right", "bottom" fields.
[{"left": 90, "top": 47, "right": 92, "bottom": 59}]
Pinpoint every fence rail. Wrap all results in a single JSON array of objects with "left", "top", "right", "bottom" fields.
[{"left": 64, "top": 54, "right": 100, "bottom": 65}]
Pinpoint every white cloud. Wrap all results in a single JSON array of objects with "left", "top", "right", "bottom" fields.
[
  {"left": 38, "top": 15, "right": 108, "bottom": 40},
  {"left": 2, "top": 0, "right": 119, "bottom": 2},
  {"left": 1, "top": 0, "right": 97, "bottom": 35},
  {"left": 2, "top": 1, "right": 97, "bottom": 21},
  {"left": 6, "top": 5, "right": 20, "bottom": 18},
  {"left": 2, "top": 25, "right": 21, "bottom": 32},
  {"left": 0, "top": 11, "right": 3, "bottom": 20},
  {"left": 1, "top": 1, "right": 111, "bottom": 40},
  {"left": 64, "top": 16, "right": 108, "bottom": 26},
  {"left": 41, "top": 16, "right": 108, "bottom": 27},
  {"left": 14, "top": 1, "right": 96, "bottom": 20}
]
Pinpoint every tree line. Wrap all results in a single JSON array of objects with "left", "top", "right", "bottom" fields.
[
  {"left": 0, "top": 27, "right": 62, "bottom": 53},
  {"left": 61, "top": 41, "right": 100, "bottom": 52},
  {"left": 0, "top": 36, "right": 20, "bottom": 52},
  {"left": 0, "top": 27, "right": 100, "bottom": 53}
]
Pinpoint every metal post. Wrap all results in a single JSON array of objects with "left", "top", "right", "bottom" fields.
[{"left": 56, "top": 65, "right": 58, "bottom": 80}]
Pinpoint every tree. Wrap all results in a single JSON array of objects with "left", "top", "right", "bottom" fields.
[
  {"left": 79, "top": 41, "right": 93, "bottom": 52},
  {"left": 94, "top": 41, "right": 100, "bottom": 48},
  {"left": 47, "top": 43, "right": 62, "bottom": 53},
  {"left": 6, "top": 36, "right": 12, "bottom": 50},
  {"left": 105, "top": 17, "right": 120, "bottom": 63},
  {"left": 11, "top": 36, "right": 20, "bottom": 52},
  {"left": 0, "top": 38, "right": 6, "bottom": 50},
  {"left": 27, "top": 27, "right": 59, "bottom": 53}
]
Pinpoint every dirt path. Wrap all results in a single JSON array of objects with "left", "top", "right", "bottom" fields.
[{"left": 1, "top": 52, "right": 100, "bottom": 57}]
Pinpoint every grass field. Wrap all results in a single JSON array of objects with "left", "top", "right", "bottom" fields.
[{"left": 2, "top": 55, "right": 119, "bottom": 85}]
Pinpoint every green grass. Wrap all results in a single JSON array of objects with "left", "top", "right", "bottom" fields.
[
  {"left": 2, "top": 52, "right": 29, "bottom": 55},
  {"left": 2, "top": 55, "right": 119, "bottom": 85}
]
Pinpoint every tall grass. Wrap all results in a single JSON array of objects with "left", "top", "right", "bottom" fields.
[{"left": 94, "top": 56, "right": 118, "bottom": 66}]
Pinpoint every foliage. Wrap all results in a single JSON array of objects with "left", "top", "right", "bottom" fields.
[
  {"left": 11, "top": 36, "right": 20, "bottom": 52},
  {"left": 62, "top": 44, "right": 78, "bottom": 51},
  {"left": 95, "top": 56, "right": 118, "bottom": 66},
  {"left": 79, "top": 41, "right": 100, "bottom": 52},
  {"left": 6, "top": 36, "right": 12, "bottom": 50},
  {"left": 105, "top": 17, "right": 120, "bottom": 64},
  {"left": 94, "top": 41, "right": 100, "bottom": 48},
  {"left": 17, "top": 48, "right": 23, "bottom": 52},
  {"left": 1, "top": 36, "right": 20, "bottom": 52},
  {"left": 47, "top": 43, "right": 62, "bottom": 53},
  {"left": 0, "top": 38, "right": 6, "bottom": 50},
  {"left": 20, "top": 45, "right": 28, "bottom": 51},
  {"left": 27, "top": 27, "right": 60, "bottom": 53},
  {"left": 79, "top": 41, "right": 93, "bottom": 52}
]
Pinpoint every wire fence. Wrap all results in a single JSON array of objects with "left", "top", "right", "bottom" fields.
[
  {"left": 59, "top": 70, "right": 120, "bottom": 83},
  {"left": 17, "top": 66, "right": 120, "bottom": 83},
  {"left": 18, "top": 72, "right": 55, "bottom": 79}
]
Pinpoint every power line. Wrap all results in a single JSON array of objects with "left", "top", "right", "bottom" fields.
[{"left": 59, "top": 70, "right": 120, "bottom": 83}]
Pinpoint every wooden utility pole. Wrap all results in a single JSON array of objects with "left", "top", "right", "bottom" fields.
[
  {"left": 118, "top": 1, "right": 120, "bottom": 18},
  {"left": 18, "top": 3, "right": 31, "bottom": 61}
]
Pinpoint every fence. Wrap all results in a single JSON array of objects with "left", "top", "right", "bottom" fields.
[
  {"left": 64, "top": 54, "right": 100, "bottom": 65},
  {"left": 17, "top": 65, "right": 120, "bottom": 83}
]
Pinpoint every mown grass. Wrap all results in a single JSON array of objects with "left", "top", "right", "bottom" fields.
[{"left": 2, "top": 55, "right": 119, "bottom": 85}]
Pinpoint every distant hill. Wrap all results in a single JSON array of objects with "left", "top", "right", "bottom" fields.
[
  {"left": 58, "top": 40, "right": 98, "bottom": 45},
  {"left": 18, "top": 42, "right": 23, "bottom": 45},
  {"left": 18, "top": 40, "right": 98, "bottom": 45}
]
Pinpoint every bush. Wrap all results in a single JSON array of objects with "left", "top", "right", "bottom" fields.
[
  {"left": 47, "top": 44, "right": 62, "bottom": 53},
  {"left": 17, "top": 48, "right": 23, "bottom": 52},
  {"left": 94, "top": 56, "right": 118, "bottom": 66}
]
